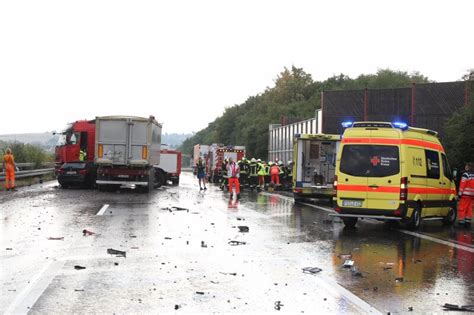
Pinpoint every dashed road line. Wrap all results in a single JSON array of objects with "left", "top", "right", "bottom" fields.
[{"left": 96, "top": 204, "right": 109, "bottom": 216}]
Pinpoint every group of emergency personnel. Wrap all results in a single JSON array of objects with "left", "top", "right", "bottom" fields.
[{"left": 216, "top": 157, "right": 293, "bottom": 192}]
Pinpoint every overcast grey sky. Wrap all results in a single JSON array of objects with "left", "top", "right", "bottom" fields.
[{"left": 0, "top": 0, "right": 472, "bottom": 135}]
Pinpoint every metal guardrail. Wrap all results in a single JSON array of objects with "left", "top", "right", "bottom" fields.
[
  {"left": 16, "top": 162, "right": 56, "bottom": 170},
  {"left": 0, "top": 168, "right": 55, "bottom": 181}
]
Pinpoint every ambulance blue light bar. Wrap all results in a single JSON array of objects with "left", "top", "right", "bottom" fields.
[
  {"left": 392, "top": 122, "right": 408, "bottom": 130},
  {"left": 341, "top": 121, "right": 353, "bottom": 128}
]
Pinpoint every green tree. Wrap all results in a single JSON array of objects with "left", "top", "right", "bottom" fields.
[{"left": 444, "top": 104, "right": 474, "bottom": 169}]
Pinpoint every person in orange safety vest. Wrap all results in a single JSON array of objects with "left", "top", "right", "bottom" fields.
[
  {"left": 269, "top": 162, "right": 281, "bottom": 186},
  {"left": 457, "top": 162, "right": 474, "bottom": 227},
  {"left": 2, "top": 148, "right": 16, "bottom": 191}
]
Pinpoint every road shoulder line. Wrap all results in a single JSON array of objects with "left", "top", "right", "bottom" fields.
[{"left": 399, "top": 230, "right": 474, "bottom": 253}]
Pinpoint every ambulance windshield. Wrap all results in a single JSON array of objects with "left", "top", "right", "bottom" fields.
[{"left": 340, "top": 145, "right": 399, "bottom": 177}]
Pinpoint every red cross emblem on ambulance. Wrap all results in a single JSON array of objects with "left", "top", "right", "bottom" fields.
[{"left": 370, "top": 156, "right": 381, "bottom": 166}]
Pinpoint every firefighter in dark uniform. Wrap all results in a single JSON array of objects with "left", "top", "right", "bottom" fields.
[{"left": 248, "top": 158, "right": 259, "bottom": 191}]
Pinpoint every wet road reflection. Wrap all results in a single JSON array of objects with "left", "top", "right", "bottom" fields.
[{"left": 243, "top": 192, "right": 474, "bottom": 313}]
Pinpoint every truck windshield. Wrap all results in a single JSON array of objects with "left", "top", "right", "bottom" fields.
[
  {"left": 340, "top": 145, "right": 400, "bottom": 177},
  {"left": 56, "top": 124, "right": 79, "bottom": 146}
]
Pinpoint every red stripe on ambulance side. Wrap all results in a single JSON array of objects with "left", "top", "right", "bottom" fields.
[{"left": 341, "top": 138, "right": 444, "bottom": 152}]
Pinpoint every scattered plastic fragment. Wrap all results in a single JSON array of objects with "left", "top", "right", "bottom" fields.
[
  {"left": 83, "top": 229, "right": 95, "bottom": 236},
  {"left": 395, "top": 277, "right": 404, "bottom": 282},
  {"left": 408, "top": 306, "right": 413, "bottom": 312},
  {"left": 302, "top": 267, "right": 322, "bottom": 274},
  {"left": 343, "top": 260, "right": 354, "bottom": 268},
  {"left": 107, "top": 248, "right": 126, "bottom": 257},
  {"left": 201, "top": 241, "right": 207, "bottom": 248},
  {"left": 195, "top": 291, "right": 205, "bottom": 295},
  {"left": 74, "top": 265, "right": 86, "bottom": 270},
  {"left": 165, "top": 237, "right": 172, "bottom": 240},
  {"left": 174, "top": 305, "right": 181, "bottom": 310},
  {"left": 74, "top": 289, "right": 85, "bottom": 292},
  {"left": 47, "top": 237, "right": 64, "bottom": 240},
  {"left": 274, "top": 301, "right": 284, "bottom": 311},
  {"left": 228, "top": 240, "right": 246, "bottom": 246},
  {"left": 6, "top": 248, "right": 12, "bottom": 250},
  {"left": 237, "top": 226, "right": 249, "bottom": 233},
  {"left": 220, "top": 272, "right": 237, "bottom": 276},
  {"left": 236, "top": 217, "right": 245, "bottom": 221}
]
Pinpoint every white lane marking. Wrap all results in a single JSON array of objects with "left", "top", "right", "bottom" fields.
[
  {"left": 300, "top": 202, "right": 333, "bottom": 213},
  {"left": 260, "top": 192, "right": 335, "bottom": 213},
  {"left": 5, "top": 260, "right": 65, "bottom": 315},
  {"left": 317, "top": 275, "right": 382, "bottom": 314},
  {"left": 260, "top": 191, "right": 294, "bottom": 202},
  {"left": 96, "top": 204, "right": 109, "bottom": 216},
  {"left": 399, "top": 230, "right": 474, "bottom": 253}
]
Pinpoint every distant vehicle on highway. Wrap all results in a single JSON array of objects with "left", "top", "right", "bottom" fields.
[
  {"left": 292, "top": 133, "right": 341, "bottom": 202},
  {"left": 332, "top": 121, "right": 457, "bottom": 230}
]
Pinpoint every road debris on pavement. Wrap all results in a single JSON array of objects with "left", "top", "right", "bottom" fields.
[
  {"left": 237, "top": 226, "right": 249, "bottom": 233},
  {"left": 74, "top": 265, "right": 86, "bottom": 270},
  {"left": 302, "top": 267, "right": 322, "bottom": 274},
  {"left": 228, "top": 240, "right": 247, "bottom": 246},
  {"left": 343, "top": 260, "right": 354, "bottom": 268},
  {"left": 107, "top": 248, "right": 127, "bottom": 257},
  {"left": 442, "top": 303, "right": 474, "bottom": 312},
  {"left": 82, "top": 229, "right": 95, "bottom": 236},
  {"left": 274, "top": 301, "right": 284, "bottom": 311},
  {"left": 47, "top": 237, "right": 64, "bottom": 240}
]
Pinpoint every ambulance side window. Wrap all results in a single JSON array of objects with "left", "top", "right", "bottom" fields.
[
  {"left": 425, "top": 150, "right": 440, "bottom": 179},
  {"left": 441, "top": 154, "right": 453, "bottom": 181}
]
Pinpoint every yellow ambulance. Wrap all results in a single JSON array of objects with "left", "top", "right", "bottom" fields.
[{"left": 332, "top": 122, "right": 457, "bottom": 230}]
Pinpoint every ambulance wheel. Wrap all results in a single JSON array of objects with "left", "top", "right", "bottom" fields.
[
  {"left": 407, "top": 205, "right": 422, "bottom": 230},
  {"left": 442, "top": 205, "right": 457, "bottom": 226},
  {"left": 342, "top": 217, "right": 358, "bottom": 228}
]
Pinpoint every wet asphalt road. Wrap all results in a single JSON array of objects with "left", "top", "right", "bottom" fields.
[{"left": 1, "top": 172, "right": 473, "bottom": 314}]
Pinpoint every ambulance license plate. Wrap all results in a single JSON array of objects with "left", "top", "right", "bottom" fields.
[
  {"left": 342, "top": 200, "right": 363, "bottom": 207},
  {"left": 66, "top": 171, "right": 76, "bottom": 175}
]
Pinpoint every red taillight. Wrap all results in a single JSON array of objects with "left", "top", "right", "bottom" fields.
[
  {"left": 400, "top": 177, "right": 408, "bottom": 201},
  {"left": 334, "top": 207, "right": 341, "bottom": 213},
  {"left": 78, "top": 169, "right": 87, "bottom": 175},
  {"left": 393, "top": 208, "right": 402, "bottom": 216},
  {"left": 333, "top": 175, "right": 338, "bottom": 197},
  {"left": 58, "top": 168, "right": 65, "bottom": 174},
  {"left": 293, "top": 188, "right": 302, "bottom": 194}
]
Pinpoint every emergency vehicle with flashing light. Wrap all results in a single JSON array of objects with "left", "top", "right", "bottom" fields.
[{"left": 332, "top": 121, "right": 457, "bottom": 230}]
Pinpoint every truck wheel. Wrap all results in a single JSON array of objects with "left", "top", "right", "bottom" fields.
[
  {"left": 154, "top": 170, "right": 165, "bottom": 188},
  {"left": 442, "top": 204, "right": 457, "bottom": 226},
  {"left": 342, "top": 217, "right": 358, "bottom": 228},
  {"left": 407, "top": 204, "right": 422, "bottom": 230}
]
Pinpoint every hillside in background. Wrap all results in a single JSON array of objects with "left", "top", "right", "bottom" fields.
[
  {"left": 179, "top": 67, "right": 431, "bottom": 158},
  {"left": 0, "top": 132, "right": 191, "bottom": 152}
]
